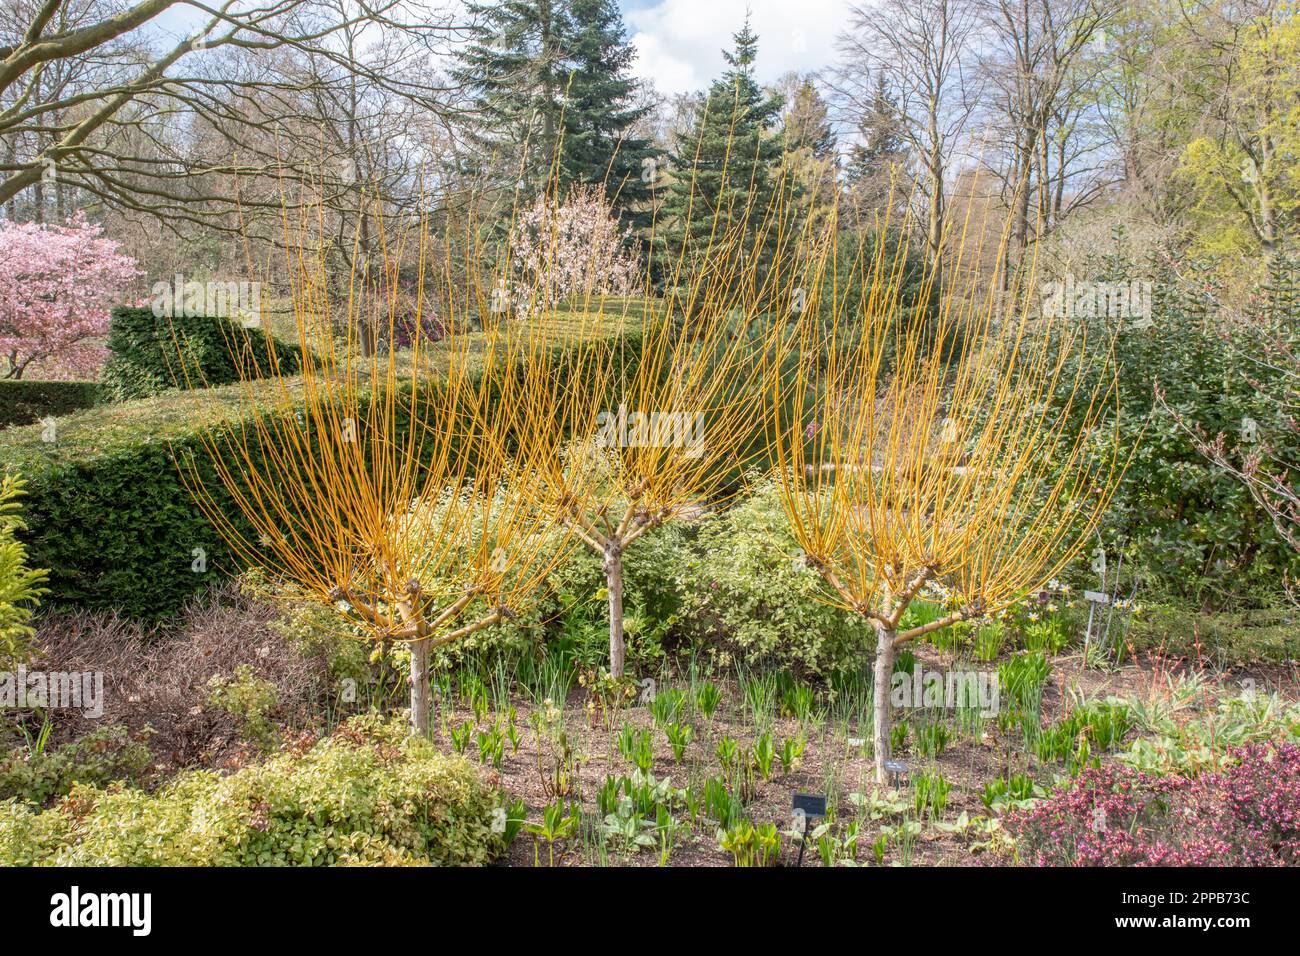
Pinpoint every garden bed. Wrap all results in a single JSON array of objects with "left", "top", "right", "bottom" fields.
[{"left": 7, "top": 585, "right": 1296, "bottom": 868}]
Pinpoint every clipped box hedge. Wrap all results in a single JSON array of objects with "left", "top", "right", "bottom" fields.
[
  {"left": 99, "top": 305, "right": 304, "bottom": 402},
  {"left": 1, "top": 380, "right": 286, "bottom": 617},
  {"left": 0, "top": 311, "right": 645, "bottom": 618},
  {"left": 0, "top": 380, "right": 101, "bottom": 429}
]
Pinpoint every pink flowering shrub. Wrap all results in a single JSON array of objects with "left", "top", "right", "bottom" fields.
[
  {"left": 508, "top": 186, "right": 643, "bottom": 311},
  {"left": 0, "top": 215, "right": 139, "bottom": 379},
  {"left": 1005, "top": 742, "right": 1300, "bottom": 866}
]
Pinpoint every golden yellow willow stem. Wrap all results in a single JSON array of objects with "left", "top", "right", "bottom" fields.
[
  {"left": 517, "top": 101, "right": 821, "bottom": 678},
  {"left": 176, "top": 186, "right": 620, "bottom": 731},
  {"left": 767, "top": 197, "right": 1126, "bottom": 780}
]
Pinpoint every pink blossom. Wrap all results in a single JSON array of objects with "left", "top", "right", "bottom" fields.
[{"left": 0, "top": 214, "right": 140, "bottom": 379}]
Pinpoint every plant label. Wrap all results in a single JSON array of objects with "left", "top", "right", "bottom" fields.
[{"left": 792, "top": 792, "right": 827, "bottom": 820}]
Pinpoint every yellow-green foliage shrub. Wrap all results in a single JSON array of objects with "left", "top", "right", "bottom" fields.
[
  {"left": 205, "top": 664, "right": 281, "bottom": 748},
  {"left": 0, "top": 714, "right": 507, "bottom": 866},
  {"left": 0, "top": 726, "right": 153, "bottom": 806},
  {"left": 0, "top": 474, "right": 48, "bottom": 663},
  {"left": 674, "top": 480, "right": 873, "bottom": 674}
]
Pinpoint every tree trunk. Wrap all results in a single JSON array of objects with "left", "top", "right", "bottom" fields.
[
  {"left": 3, "top": 137, "right": 14, "bottom": 221},
  {"left": 872, "top": 626, "right": 897, "bottom": 785},
  {"left": 604, "top": 541, "right": 626, "bottom": 679},
  {"left": 409, "top": 638, "right": 432, "bottom": 737},
  {"left": 926, "top": 153, "right": 944, "bottom": 281}
]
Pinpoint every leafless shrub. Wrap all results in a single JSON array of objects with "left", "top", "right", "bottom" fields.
[{"left": 19, "top": 584, "right": 329, "bottom": 770}]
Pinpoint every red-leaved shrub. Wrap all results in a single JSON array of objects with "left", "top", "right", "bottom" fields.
[{"left": 1005, "top": 742, "right": 1300, "bottom": 866}]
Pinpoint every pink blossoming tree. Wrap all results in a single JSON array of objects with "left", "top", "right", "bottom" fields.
[{"left": 0, "top": 215, "right": 139, "bottom": 380}]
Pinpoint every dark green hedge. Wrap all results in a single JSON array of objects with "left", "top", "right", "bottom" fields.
[
  {"left": 99, "top": 306, "right": 303, "bottom": 402},
  {"left": 2, "top": 384, "right": 277, "bottom": 618},
  {"left": 1, "top": 317, "right": 645, "bottom": 619},
  {"left": 0, "top": 381, "right": 100, "bottom": 428}
]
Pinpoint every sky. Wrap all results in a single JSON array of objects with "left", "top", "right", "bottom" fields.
[{"left": 619, "top": 0, "right": 853, "bottom": 96}]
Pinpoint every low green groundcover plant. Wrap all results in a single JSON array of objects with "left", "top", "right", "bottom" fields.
[
  {"left": 0, "top": 726, "right": 153, "bottom": 807},
  {"left": 0, "top": 714, "right": 508, "bottom": 866}
]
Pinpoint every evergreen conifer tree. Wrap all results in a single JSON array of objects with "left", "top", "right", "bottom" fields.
[
  {"left": 454, "top": 0, "right": 657, "bottom": 228},
  {"left": 563, "top": 0, "right": 659, "bottom": 228},
  {"left": 657, "top": 16, "right": 786, "bottom": 290}
]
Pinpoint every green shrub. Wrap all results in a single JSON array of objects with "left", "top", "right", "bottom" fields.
[
  {"left": 1043, "top": 247, "right": 1300, "bottom": 605},
  {"left": 458, "top": 477, "right": 874, "bottom": 677},
  {"left": 1, "top": 383, "right": 294, "bottom": 618},
  {"left": 99, "top": 306, "right": 303, "bottom": 402},
  {"left": 0, "top": 726, "right": 153, "bottom": 806},
  {"left": 523, "top": 516, "right": 686, "bottom": 673},
  {"left": 260, "top": 582, "right": 415, "bottom": 722},
  {"left": 266, "top": 587, "right": 378, "bottom": 693},
  {"left": 817, "top": 228, "right": 946, "bottom": 371},
  {"left": 486, "top": 479, "right": 875, "bottom": 676},
  {"left": 0, "top": 799, "right": 74, "bottom": 867},
  {"left": 0, "top": 380, "right": 100, "bottom": 428},
  {"left": 392, "top": 455, "right": 688, "bottom": 675},
  {"left": 1125, "top": 604, "right": 1300, "bottom": 667},
  {"left": 672, "top": 480, "right": 872, "bottom": 674},
  {"left": 0, "top": 474, "right": 48, "bottom": 662},
  {"left": 0, "top": 714, "right": 507, "bottom": 866},
  {"left": 206, "top": 664, "right": 281, "bottom": 748}
]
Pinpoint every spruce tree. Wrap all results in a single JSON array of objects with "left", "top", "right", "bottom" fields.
[
  {"left": 783, "top": 78, "right": 836, "bottom": 160},
  {"left": 454, "top": 0, "right": 657, "bottom": 228},
  {"left": 563, "top": 0, "right": 659, "bottom": 228},
  {"left": 452, "top": 1, "right": 574, "bottom": 194},
  {"left": 780, "top": 77, "right": 837, "bottom": 217},
  {"left": 844, "top": 74, "right": 908, "bottom": 216},
  {"left": 657, "top": 16, "right": 786, "bottom": 287}
]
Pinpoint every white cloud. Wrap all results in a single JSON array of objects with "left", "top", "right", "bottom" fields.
[{"left": 623, "top": 0, "right": 851, "bottom": 96}]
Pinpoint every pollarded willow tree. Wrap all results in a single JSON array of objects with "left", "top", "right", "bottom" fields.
[
  {"left": 768, "top": 212, "right": 1125, "bottom": 782},
  {"left": 520, "top": 163, "right": 814, "bottom": 680},
  {"left": 182, "top": 205, "right": 613, "bottom": 736}
]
